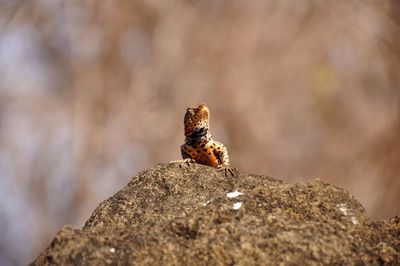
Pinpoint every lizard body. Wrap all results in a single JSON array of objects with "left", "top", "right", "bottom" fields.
[{"left": 181, "top": 104, "right": 229, "bottom": 167}]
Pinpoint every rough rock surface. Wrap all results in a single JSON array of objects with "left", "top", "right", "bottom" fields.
[{"left": 32, "top": 163, "right": 400, "bottom": 265}]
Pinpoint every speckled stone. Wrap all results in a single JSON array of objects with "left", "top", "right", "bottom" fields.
[{"left": 31, "top": 163, "right": 400, "bottom": 265}]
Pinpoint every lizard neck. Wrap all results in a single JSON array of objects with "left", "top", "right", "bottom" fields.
[{"left": 185, "top": 128, "right": 211, "bottom": 145}]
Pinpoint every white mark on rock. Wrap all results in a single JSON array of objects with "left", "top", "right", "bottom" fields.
[
  {"left": 337, "top": 203, "right": 358, "bottom": 225},
  {"left": 109, "top": 247, "right": 115, "bottom": 253},
  {"left": 233, "top": 202, "right": 242, "bottom": 210},
  {"left": 337, "top": 203, "right": 348, "bottom": 215},
  {"left": 202, "top": 200, "right": 211, "bottom": 206},
  {"left": 227, "top": 190, "right": 243, "bottom": 198},
  {"left": 350, "top": 216, "right": 358, "bottom": 225}
]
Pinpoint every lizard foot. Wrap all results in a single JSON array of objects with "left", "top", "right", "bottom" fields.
[
  {"left": 218, "top": 166, "right": 237, "bottom": 177},
  {"left": 170, "top": 158, "right": 197, "bottom": 168}
]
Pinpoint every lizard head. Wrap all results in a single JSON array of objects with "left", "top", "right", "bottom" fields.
[{"left": 184, "top": 104, "right": 210, "bottom": 137}]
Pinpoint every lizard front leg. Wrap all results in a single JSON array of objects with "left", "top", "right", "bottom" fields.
[
  {"left": 170, "top": 145, "right": 196, "bottom": 167},
  {"left": 181, "top": 144, "right": 192, "bottom": 160},
  {"left": 212, "top": 141, "right": 230, "bottom": 167},
  {"left": 212, "top": 141, "right": 236, "bottom": 176}
]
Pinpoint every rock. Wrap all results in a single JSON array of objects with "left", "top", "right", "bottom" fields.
[{"left": 31, "top": 163, "right": 400, "bottom": 265}]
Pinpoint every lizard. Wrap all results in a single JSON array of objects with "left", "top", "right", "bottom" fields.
[{"left": 180, "top": 104, "right": 230, "bottom": 168}]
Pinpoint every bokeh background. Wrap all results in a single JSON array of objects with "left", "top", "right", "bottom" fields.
[{"left": 0, "top": 0, "right": 399, "bottom": 265}]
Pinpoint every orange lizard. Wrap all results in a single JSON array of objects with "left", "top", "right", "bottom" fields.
[{"left": 180, "top": 104, "right": 230, "bottom": 167}]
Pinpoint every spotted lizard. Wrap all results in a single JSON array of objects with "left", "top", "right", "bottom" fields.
[{"left": 180, "top": 104, "right": 230, "bottom": 168}]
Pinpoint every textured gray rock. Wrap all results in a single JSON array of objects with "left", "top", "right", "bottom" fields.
[{"left": 32, "top": 163, "right": 400, "bottom": 265}]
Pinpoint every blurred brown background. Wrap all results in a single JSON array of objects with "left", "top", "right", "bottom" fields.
[{"left": 0, "top": 0, "right": 399, "bottom": 265}]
